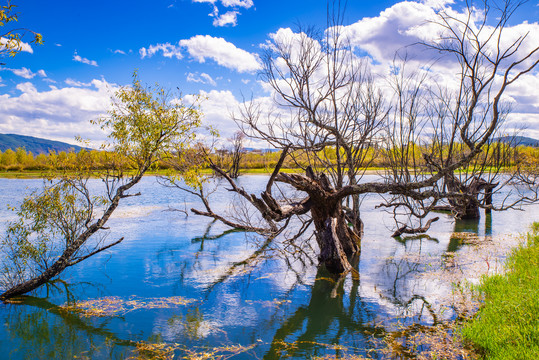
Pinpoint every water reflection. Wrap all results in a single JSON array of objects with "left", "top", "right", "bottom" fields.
[
  {"left": 1, "top": 177, "right": 538, "bottom": 359},
  {"left": 2, "top": 295, "right": 133, "bottom": 359},
  {"left": 264, "top": 258, "right": 384, "bottom": 359},
  {"left": 448, "top": 214, "right": 492, "bottom": 252}
]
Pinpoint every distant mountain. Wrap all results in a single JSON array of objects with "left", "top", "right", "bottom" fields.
[
  {"left": 494, "top": 136, "right": 539, "bottom": 147},
  {"left": 0, "top": 133, "right": 86, "bottom": 154}
]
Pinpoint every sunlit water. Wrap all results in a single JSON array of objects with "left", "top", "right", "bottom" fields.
[{"left": 0, "top": 175, "right": 537, "bottom": 359}]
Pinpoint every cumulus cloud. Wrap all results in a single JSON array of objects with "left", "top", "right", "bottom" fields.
[
  {"left": 213, "top": 10, "right": 239, "bottom": 27},
  {"left": 180, "top": 35, "right": 261, "bottom": 72},
  {"left": 0, "top": 79, "right": 117, "bottom": 145},
  {"left": 140, "top": 35, "right": 260, "bottom": 72},
  {"left": 0, "top": 37, "right": 33, "bottom": 54},
  {"left": 113, "top": 49, "right": 126, "bottom": 55},
  {"left": 1, "top": 67, "right": 47, "bottom": 79},
  {"left": 256, "top": 1, "right": 539, "bottom": 143},
  {"left": 185, "top": 89, "right": 241, "bottom": 140},
  {"left": 193, "top": 0, "right": 252, "bottom": 8},
  {"left": 187, "top": 72, "right": 217, "bottom": 86},
  {"left": 220, "top": 0, "right": 253, "bottom": 8},
  {"left": 335, "top": 0, "right": 539, "bottom": 71},
  {"left": 73, "top": 52, "right": 98, "bottom": 66},
  {"left": 192, "top": 0, "right": 253, "bottom": 27},
  {"left": 64, "top": 78, "right": 93, "bottom": 87},
  {"left": 139, "top": 43, "right": 183, "bottom": 59}
]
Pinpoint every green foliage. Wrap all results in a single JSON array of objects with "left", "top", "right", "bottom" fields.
[
  {"left": 0, "top": 148, "right": 16, "bottom": 166},
  {"left": 97, "top": 72, "right": 203, "bottom": 171},
  {"left": 1, "top": 181, "right": 92, "bottom": 289},
  {"left": 0, "top": 2, "right": 42, "bottom": 60},
  {"left": 0, "top": 72, "right": 206, "bottom": 299},
  {"left": 462, "top": 223, "right": 539, "bottom": 359}
]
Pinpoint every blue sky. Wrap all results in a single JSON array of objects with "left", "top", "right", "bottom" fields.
[{"left": 1, "top": 0, "right": 539, "bottom": 146}]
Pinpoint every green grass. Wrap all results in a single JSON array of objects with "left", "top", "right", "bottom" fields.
[{"left": 462, "top": 222, "right": 539, "bottom": 359}]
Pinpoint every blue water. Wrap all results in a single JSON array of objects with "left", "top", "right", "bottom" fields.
[{"left": 0, "top": 176, "right": 537, "bottom": 359}]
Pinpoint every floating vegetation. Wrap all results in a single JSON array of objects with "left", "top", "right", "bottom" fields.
[
  {"left": 270, "top": 339, "right": 367, "bottom": 358},
  {"left": 450, "top": 232, "right": 493, "bottom": 246},
  {"left": 244, "top": 298, "right": 291, "bottom": 307},
  {"left": 125, "top": 342, "right": 259, "bottom": 360},
  {"left": 127, "top": 341, "right": 177, "bottom": 360},
  {"left": 374, "top": 232, "right": 527, "bottom": 359},
  {"left": 181, "top": 343, "right": 257, "bottom": 360},
  {"left": 60, "top": 296, "right": 197, "bottom": 317},
  {"left": 381, "top": 322, "right": 478, "bottom": 360}
]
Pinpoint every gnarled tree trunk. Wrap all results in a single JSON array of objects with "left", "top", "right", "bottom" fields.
[
  {"left": 277, "top": 168, "right": 361, "bottom": 273},
  {"left": 445, "top": 174, "right": 497, "bottom": 219}
]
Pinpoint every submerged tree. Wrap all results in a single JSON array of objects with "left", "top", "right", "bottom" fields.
[
  {"left": 382, "top": 0, "right": 539, "bottom": 231},
  {"left": 213, "top": 131, "right": 245, "bottom": 179},
  {"left": 0, "top": 74, "right": 203, "bottom": 300},
  {"left": 175, "top": 1, "right": 539, "bottom": 274}
]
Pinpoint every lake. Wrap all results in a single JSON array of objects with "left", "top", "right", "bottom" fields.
[{"left": 0, "top": 175, "right": 537, "bottom": 359}]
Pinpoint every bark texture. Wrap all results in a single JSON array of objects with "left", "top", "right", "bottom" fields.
[{"left": 276, "top": 168, "right": 361, "bottom": 273}]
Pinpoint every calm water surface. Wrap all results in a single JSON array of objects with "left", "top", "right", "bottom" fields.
[{"left": 0, "top": 175, "right": 537, "bottom": 359}]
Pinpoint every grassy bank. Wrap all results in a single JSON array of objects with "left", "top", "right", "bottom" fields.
[{"left": 462, "top": 222, "right": 539, "bottom": 359}]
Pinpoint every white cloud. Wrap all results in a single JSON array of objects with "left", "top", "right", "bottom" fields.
[
  {"left": 336, "top": 1, "right": 539, "bottom": 71},
  {"left": 65, "top": 78, "right": 93, "bottom": 87},
  {"left": 179, "top": 35, "right": 261, "bottom": 73},
  {"left": 73, "top": 52, "right": 98, "bottom": 66},
  {"left": 139, "top": 43, "right": 183, "bottom": 59},
  {"left": 213, "top": 10, "right": 239, "bottom": 27},
  {"left": 337, "top": 2, "right": 440, "bottom": 64},
  {"left": 185, "top": 89, "right": 240, "bottom": 140},
  {"left": 193, "top": 0, "right": 253, "bottom": 26},
  {"left": 220, "top": 0, "right": 253, "bottom": 8},
  {"left": 140, "top": 36, "right": 260, "bottom": 72},
  {"left": 1, "top": 67, "right": 47, "bottom": 79},
  {"left": 192, "top": 0, "right": 252, "bottom": 7},
  {"left": 0, "top": 37, "right": 33, "bottom": 54},
  {"left": 12, "top": 67, "right": 36, "bottom": 79},
  {"left": 420, "top": 0, "right": 454, "bottom": 9},
  {"left": 187, "top": 72, "right": 217, "bottom": 86},
  {"left": 0, "top": 79, "right": 117, "bottom": 146},
  {"left": 113, "top": 49, "right": 126, "bottom": 55}
]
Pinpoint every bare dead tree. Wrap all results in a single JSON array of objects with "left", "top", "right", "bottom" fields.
[
  {"left": 173, "top": 1, "right": 539, "bottom": 275},
  {"left": 381, "top": 0, "right": 539, "bottom": 232},
  {"left": 228, "top": 131, "right": 245, "bottom": 179}
]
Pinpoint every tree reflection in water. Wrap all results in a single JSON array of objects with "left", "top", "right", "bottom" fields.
[
  {"left": 0, "top": 203, "right": 527, "bottom": 359},
  {"left": 263, "top": 257, "right": 385, "bottom": 359},
  {"left": 2, "top": 295, "right": 133, "bottom": 359}
]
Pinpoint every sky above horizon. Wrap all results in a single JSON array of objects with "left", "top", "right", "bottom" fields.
[{"left": 1, "top": 0, "right": 539, "bottom": 148}]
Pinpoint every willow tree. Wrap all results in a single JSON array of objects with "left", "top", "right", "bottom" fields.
[
  {"left": 0, "top": 74, "right": 203, "bottom": 301},
  {"left": 178, "top": 1, "right": 538, "bottom": 274},
  {"left": 0, "top": 2, "right": 42, "bottom": 64}
]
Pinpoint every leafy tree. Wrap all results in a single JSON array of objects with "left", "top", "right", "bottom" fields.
[
  {"left": 0, "top": 1, "right": 42, "bottom": 64},
  {"left": 0, "top": 148, "right": 16, "bottom": 166},
  {"left": 0, "top": 73, "right": 203, "bottom": 300}
]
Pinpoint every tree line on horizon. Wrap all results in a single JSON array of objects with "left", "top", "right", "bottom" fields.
[{"left": 1, "top": 141, "right": 538, "bottom": 173}]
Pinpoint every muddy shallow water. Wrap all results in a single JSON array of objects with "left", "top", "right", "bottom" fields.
[{"left": 0, "top": 176, "right": 537, "bottom": 359}]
